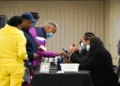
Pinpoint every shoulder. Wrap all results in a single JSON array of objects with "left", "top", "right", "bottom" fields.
[
  {"left": 90, "top": 46, "right": 110, "bottom": 57},
  {"left": 89, "top": 46, "right": 103, "bottom": 56},
  {"left": 16, "top": 30, "right": 26, "bottom": 40},
  {"left": 92, "top": 46, "right": 104, "bottom": 52},
  {"left": 16, "top": 29, "right": 24, "bottom": 36},
  {"left": 35, "top": 27, "right": 43, "bottom": 31},
  {"left": 0, "top": 29, "right": 2, "bottom": 33},
  {"left": 35, "top": 27, "right": 42, "bottom": 29}
]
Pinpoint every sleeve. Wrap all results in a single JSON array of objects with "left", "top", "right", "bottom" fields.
[
  {"left": 70, "top": 50, "right": 86, "bottom": 63},
  {"left": 17, "top": 32, "right": 28, "bottom": 60},
  {"left": 70, "top": 52, "right": 82, "bottom": 63},
  {"left": 37, "top": 51, "right": 56, "bottom": 57},
  {"left": 27, "top": 50, "right": 34, "bottom": 61},
  {"left": 70, "top": 53, "right": 81, "bottom": 63},
  {"left": 79, "top": 51, "right": 100, "bottom": 71}
]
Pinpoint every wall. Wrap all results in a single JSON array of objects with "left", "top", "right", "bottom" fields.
[
  {"left": 0, "top": 1, "right": 105, "bottom": 54},
  {"left": 105, "top": 0, "right": 120, "bottom": 66}
]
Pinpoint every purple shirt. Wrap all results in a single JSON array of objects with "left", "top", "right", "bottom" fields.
[{"left": 29, "top": 27, "right": 56, "bottom": 67}]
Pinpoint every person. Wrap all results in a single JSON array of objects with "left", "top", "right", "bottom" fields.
[
  {"left": 62, "top": 32, "right": 95, "bottom": 64},
  {"left": 0, "top": 16, "right": 28, "bottom": 86},
  {"left": 117, "top": 40, "right": 120, "bottom": 82},
  {"left": 69, "top": 32, "right": 95, "bottom": 64},
  {"left": 21, "top": 12, "right": 38, "bottom": 62},
  {"left": 79, "top": 36, "right": 119, "bottom": 86},
  {"left": 21, "top": 12, "right": 38, "bottom": 85},
  {"left": 30, "top": 12, "right": 40, "bottom": 22},
  {"left": 29, "top": 12, "right": 60, "bottom": 68}
]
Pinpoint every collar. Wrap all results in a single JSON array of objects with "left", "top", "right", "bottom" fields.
[
  {"left": 22, "top": 28, "right": 29, "bottom": 33},
  {"left": 41, "top": 27, "right": 47, "bottom": 39}
]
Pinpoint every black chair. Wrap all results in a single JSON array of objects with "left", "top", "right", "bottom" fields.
[{"left": 117, "top": 58, "right": 120, "bottom": 79}]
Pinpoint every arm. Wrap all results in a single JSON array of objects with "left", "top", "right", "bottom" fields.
[
  {"left": 37, "top": 51, "right": 56, "bottom": 57},
  {"left": 26, "top": 48, "right": 39, "bottom": 61},
  {"left": 27, "top": 50, "right": 34, "bottom": 61},
  {"left": 17, "top": 33, "right": 28, "bottom": 60},
  {"left": 70, "top": 51, "right": 83, "bottom": 63},
  {"left": 70, "top": 50, "right": 88, "bottom": 63},
  {"left": 79, "top": 51, "right": 100, "bottom": 71}
]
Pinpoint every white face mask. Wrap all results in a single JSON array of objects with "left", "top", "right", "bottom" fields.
[
  {"left": 86, "top": 44, "right": 90, "bottom": 52},
  {"left": 80, "top": 42, "right": 85, "bottom": 50}
]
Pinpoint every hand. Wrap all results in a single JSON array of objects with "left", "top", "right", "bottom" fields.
[
  {"left": 40, "top": 57, "right": 44, "bottom": 62},
  {"left": 38, "top": 46, "right": 47, "bottom": 51},
  {"left": 37, "top": 46, "right": 44, "bottom": 51},
  {"left": 33, "top": 53, "right": 39, "bottom": 59},
  {"left": 59, "top": 52, "right": 70, "bottom": 58},
  {"left": 26, "top": 57, "right": 29, "bottom": 61},
  {"left": 64, "top": 53, "right": 70, "bottom": 58},
  {"left": 59, "top": 51, "right": 65, "bottom": 56},
  {"left": 24, "top": 57, "right": 29, "bottom": 61},
  {"left": 56, "top": 52, "right": 67, "bottom": 56},
  {"left": 64, "top": 60, "right": 71, "bottom": 63},
  {"left": 69, "top": 43, "right": 78, "bottom": 53},
  {"left": 56, "top": 52, "right": 61, "bottom": 56}
]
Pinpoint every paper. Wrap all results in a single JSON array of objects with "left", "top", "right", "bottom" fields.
[
  {"left": 60, "top": 63, "right": 79, "bottom": 72},
  {"left": 40, "top": 45, "right": 47, "bottom": 51},
  {"left": 39, "top": 63, "right": 50, "bottom": 73},
  {"left": 56, "top": 71, "right": 64, "bottom": 73}
]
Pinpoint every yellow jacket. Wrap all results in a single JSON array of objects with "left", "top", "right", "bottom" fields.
[{"left": 0, "top": 25, "right": 28, "bottom": 66}]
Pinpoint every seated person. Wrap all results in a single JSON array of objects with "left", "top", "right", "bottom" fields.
[
  {"left": 79, "top": 36, "right": 119, "bottom": 86},
  {"left": 63, "top": 32, "right": 95, "bottom": 64}
]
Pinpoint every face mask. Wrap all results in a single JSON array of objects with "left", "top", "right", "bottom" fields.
[
  {"left": 86, "top": 44, "right": 90, "bottom": 52},
  {"left": 32, "top": 23, "right": 36, "bottom": 26},
  {"left": 80, "top": 42, "right": 85, "bottom": 50},
  {"left": 46, "top": 32, "right": 53, "bottom": 38}
]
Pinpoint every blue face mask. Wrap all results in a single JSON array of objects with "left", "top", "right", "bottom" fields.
[
  {"left": 32, "top": 23, "right": 36, "bottom": 26},
  {"left": 86, "top": 44, "right": 90, "bottom": 52},
  {"left": 46, "top": 32, "right": 53, "bottom": 38},
  {"left": 80, "top": 42, "right": 85, "bottom": 50}
]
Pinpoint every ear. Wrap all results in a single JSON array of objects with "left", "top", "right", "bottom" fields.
[
  {"left": 17, "top": 25, "right": 22, "bottom": 30},
  {"left": 52, "top": 27, "right": 57, "bottom": 34},
  {"left": 45, "top": 25, "right": 49, "bottom": 29},
  {"left": 87, "top": 40, "right": 90, "bottom": 44},
  {"left": 23, "top": 19, "right": 27, "bottom": 22},
  {"left": 48, "top": 26, "right": 51, "bottom": 28}
]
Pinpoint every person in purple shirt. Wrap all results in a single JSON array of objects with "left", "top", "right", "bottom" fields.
[{"left": 29, "top": 12, "right": 60, "bottom": 68}]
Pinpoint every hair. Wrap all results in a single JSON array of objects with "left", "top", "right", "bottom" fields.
[
  {"left": 44, "top": 21, "right": 58, "bottom": 29},
  {"left": 7, "top": 16, "right": 23, "bottom": 27},
  {"left": 79, "top": 32, "right": 95, "bottom": 44},
  {"left": 84, "top": 32, "right": 95, "bottom": 41},
  {"left": 30, "top": 12, "right": 39, "bottom": 20},
  {"left": 89, "top": 36, "right": 103, "bottom": 52}
]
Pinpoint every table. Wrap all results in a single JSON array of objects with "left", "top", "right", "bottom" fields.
[{"left": 30, "top": 71, "right": 93, "bottom": 86}]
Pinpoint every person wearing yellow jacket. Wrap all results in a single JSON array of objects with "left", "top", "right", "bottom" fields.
[{"left": 0, "top": 16, "right": 28, "bottom": 86}]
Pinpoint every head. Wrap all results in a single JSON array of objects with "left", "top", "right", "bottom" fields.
[
  {"left": 21, "top": 12, "right": 36, "bottom": 29},
  {"left": 30, "top": 12, "right": 40, "bottom": 26},
  {"left": 44, "top": 21, "right": 58, "bottom": 38},
  {"left": 89, "top": 37, "right": 103, "bottom": 52},
  {"left": 7, "top": 16, "right": 23, "bottom": 29},
  {"left": 80, "top": 32, "right": 95, "bottom": 51},
  {"left": 30, "top": 12, "right": 40, "bottom": 21}
]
